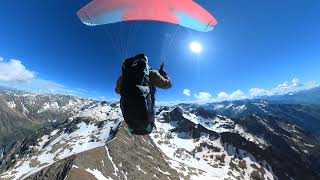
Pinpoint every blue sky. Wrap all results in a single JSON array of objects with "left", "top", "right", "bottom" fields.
[{"left": 0, "top": 0, "right": 319, "bottom": 103}]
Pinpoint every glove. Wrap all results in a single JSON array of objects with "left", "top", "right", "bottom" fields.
[{"left": 159, "top": 62, "right": 168, "bottom": 78}]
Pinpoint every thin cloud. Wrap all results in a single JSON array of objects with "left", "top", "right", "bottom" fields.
[
  {"left": 250, "top": 78, "right": 318, "bottom": 97},
  {"left": 249, "top": 88, "right": 272, "bottom": 97},
  {"left": 217, "top": 92, "right": 229, "bottom": 100},
  {"left": 183, "top": 89, "right": 191, "bottom": 96},
  {"left": 217, "top": 90, "right": 247, "bottom": 101},
  {"left": 1, "top": 79, "right": 80, "bottom": 96},
  {"left": 305, "top": 81, "right": 319, "bottom": 89},
  {"left": 273, "top": 78, "right": 302, "bottom": 94},
  {"left": 166, "top": 78, "right": 320, "bottom": 105},
  {"left": 230, "top": 90, "right": 247, "bottom": 100},
  {"left": 194, "top": 92, "right": 212, "bottom": 104}
]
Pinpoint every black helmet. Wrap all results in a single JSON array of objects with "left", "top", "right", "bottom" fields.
[{"left": 135, "top": 54, "right": 148, "bottom": 63}]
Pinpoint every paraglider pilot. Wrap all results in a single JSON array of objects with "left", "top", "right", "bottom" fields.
[{"left": 115, "top": 54, "right": 172, "bottom": 135}]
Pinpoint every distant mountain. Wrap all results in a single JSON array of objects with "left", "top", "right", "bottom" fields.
[
  {"left": 0, "top": 87, "right": 320, "bottom": 180},
  {"left": 0, "top": 89, "right": 94, "bottom": 156},
  {"left": 266, "top": 87, "right": 320, "bottom": 105},
  {"left": 0, "top": 98, "right": 319, "bottom": 179},
  {"left": 199, "top": 99, "right": 320, "bottom": 137}
]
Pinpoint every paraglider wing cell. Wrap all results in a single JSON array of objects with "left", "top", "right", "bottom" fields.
[{"left": 77, "top": 0, "right": 217, "bottom": 32}]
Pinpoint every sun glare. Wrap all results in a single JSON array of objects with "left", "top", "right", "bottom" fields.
[{"left": 189, "top": 41, "right": 203, "bottom": 54}]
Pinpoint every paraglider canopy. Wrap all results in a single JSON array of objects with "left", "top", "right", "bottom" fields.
[{"left": 77, "top": 0, "right": 218, "bottom": 32}]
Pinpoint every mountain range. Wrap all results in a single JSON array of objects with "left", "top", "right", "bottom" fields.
[{"left": 0, "top": 87, "right": 319, "bottom": 180}]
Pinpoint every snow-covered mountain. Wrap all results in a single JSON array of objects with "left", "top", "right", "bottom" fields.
[
  {"left": 152, "top": 106, "right": 320, "bottom": 180},
  {"left": 204, "top": 99, "right": 320, "bottom": 136},
  {"left": 0, "top": 102, "right": 122, "bottom": 180},
  {"left": 266, "top": 87, "right": 320, "bottom": 105},
  {"left": 0, "top": 100, "right": 319, "bottom": 179},
  {"left": 0, "top": 89, "right": 95, "bottom": 153},
  {"left": 0, "top": 88, "right": 320, "bottom": 180}
]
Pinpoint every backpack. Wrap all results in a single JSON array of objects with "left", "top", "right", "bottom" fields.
[{"left": 120, "top": 56, "right": 156, "bottom": 135}]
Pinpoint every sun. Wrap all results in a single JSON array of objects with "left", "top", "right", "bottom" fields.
[{"left": 189, "top": 41, "right": 203, "bottom": 54}]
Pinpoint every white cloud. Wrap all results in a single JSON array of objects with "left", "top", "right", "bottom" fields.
[
  {"left": 217, "top": 92, "right": 229, "bottom": 100},
  {"left": 249, "top": 88, "right": 272, "bottom": 97},
  {"left": 160, "top": 78, "right": 320, "bottom": 105},
  {"left": 292, "top": 78, "right": 301, "bottom": 87},
  {"left": 249, "top": 78, "right": 319, "bottom": 98},
  {"left": 305, "top": 81, "right": 319, "bottom": 89},
  {"left": 32, "top": 79, "right": 69, "bottom": 94},
  {"left": 183, "top": 89, "right": 191, "bottom": 96},
  {"left": 274, "top": 81, "right": 290, "bottom": 93},
  {"left": 217, "top": 90, "right": 247, "bottom": 101},
  {"left": 0, "top": 57, "right": 93, "bottom": 98},
  {"left": 194, "top": 92, "right": 212, "bottom": 103},
  {"left": 273, "top": 78, "right": 304, "bottom": 94},
  {"left": 0, "top": 59, "right": 35, "bottom": 82},
  {"left": 230, "top": 90, "right": 247, "bottom": 100}
]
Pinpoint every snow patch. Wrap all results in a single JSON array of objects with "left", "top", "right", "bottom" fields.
[
  {"left": 37, "top": 102, "right": 59, "bottom": 113},
  {"left": 0, "top": 147, "right": 4, "bottom": 159},
  {"left": 86, "top": 168, "right": 112, "bottom": 180},
  {"left": 0, "top": 120, "right": 121, "bottom": 180},
  {"left": 106, "top": 146, "right": 119, "bottom": 176},
  {"left": 136, "top": 165, "right": 147, "bottom": 174},
  {"left": 74, "top": 104, "right": 122, "bottom": 121},
  {"left": 233, "top": 105, "right": 247, "bottom": 113},
  {"left": 7, "top": 101, "right": 16, "bottom": 109}
]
